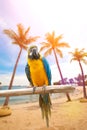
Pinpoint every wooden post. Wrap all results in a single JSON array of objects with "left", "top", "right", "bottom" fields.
[{"left": 0, "top": 85, "right": 75, "bottom": 97}]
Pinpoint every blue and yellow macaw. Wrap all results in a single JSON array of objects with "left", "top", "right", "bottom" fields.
[{"left": 25, "top": 45, "right": 52, "bottom": 127}]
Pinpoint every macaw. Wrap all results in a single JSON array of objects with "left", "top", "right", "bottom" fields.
[{"left": 25, "top": 45, "right": 52, "bottom": 127}]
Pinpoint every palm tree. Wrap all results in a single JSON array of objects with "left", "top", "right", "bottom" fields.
[
  {"left": 3, "top": 24, "right": 39, "bottom": 106},
  {"left": 40, "top": 31, "right": 71, "bottom": 101},
  {"left": 69, "top": 48, "right": 87, "bottom": 98}
]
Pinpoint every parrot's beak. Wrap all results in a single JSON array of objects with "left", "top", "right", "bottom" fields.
[{"left": 32, "top": 49, "right": 38, "bottom": 56}]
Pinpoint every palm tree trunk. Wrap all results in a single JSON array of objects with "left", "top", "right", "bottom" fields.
[
  {"left": 79, "top": 61, "right": 87, "bottom": 98},
  {"left": 53, "top": 49, "right": 63, "bottom": 82},
  {"left": 53, "top": 49, "right": 71, "bottom": 101},
  {"left": 3, "top": 47, "right": 22, "bottom": 106}
]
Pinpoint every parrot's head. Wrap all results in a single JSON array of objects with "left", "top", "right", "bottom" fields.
[{"left": 28, "top": 46, "right": 40, "bottom": 59}]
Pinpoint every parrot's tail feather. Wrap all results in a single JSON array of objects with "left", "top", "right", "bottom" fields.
[{"left": 39, "top": 94, "right": 52, "bottom": 127}]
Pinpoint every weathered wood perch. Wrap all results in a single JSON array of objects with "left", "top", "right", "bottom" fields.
[{"left": 0, "top": 85, "right": 75, "bottom": 97}]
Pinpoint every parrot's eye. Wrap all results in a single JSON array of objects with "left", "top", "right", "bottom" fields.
[{"left": 29, "top": 52, "right": 32, "bottom": 56}]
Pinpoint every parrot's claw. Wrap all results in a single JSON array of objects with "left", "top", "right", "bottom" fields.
[
  {"left": 33, "top": 87, "right": 36, "bottom": 94},
  {"left": 42, "top": 85, "right": 46, "bottom": 94}
]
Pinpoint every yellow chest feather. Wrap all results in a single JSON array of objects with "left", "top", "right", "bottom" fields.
[{"left": 28, "top": 59, "right": 48, "bottom": 86}]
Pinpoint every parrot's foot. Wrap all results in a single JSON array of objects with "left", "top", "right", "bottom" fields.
[
  {"left": 33, "top": 87, "right": 36, "bottom": 94},
  {"left": 42, "top": 85, "right": 46, "bottom": 94}
]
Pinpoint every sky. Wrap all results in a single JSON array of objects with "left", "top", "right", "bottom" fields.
[{"left": 0, "top": 0, "right": 87, "bottom": 85}]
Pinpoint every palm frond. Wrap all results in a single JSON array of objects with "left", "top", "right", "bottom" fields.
[
  {"left": 44, "top": 48, "right": 52, "bottom": 57},
  {"left": 70, "top": 48, "right": 87, "bottom": 64},
  {"left": 82, "top": 52, "right": 87, "bottom": 57},
  {"left": 17, "top": 24, "right": 24, "bottom": 37},
  {"left": 80, "top": 48, "right": 85, "bottom": 53},
  {"left": 56, "top": 48, "right": 63, "bottom": 58},
  {"left": 25, "top": 36, "right": 40, "bottom": 44},
  {"left": 52, "top": 31, "right": 55, "bottom": 37},
  {"left": 81, "top": 59, "right": 87, "bottom": 64},
  {"left": 12, "top": 41, "right": 18, "bottom": 45},
  {"left": 69, "top": 52, "right": 74, "bottom": 55},
  {"left": 39, "top": 44, "right": 50, "bottom": 52},
  {"left": 40, "top": 32, "right": 70, "bottom": 60},
  {"left": 58, "top": 42, "right": 70, "bottom": 48},
  {"left": 3, "top": 29, "right": 18, "bottom": 40},
  {"left": 4, "top": 24, "right": 40, "bottom": 49},
  {"left": 24, "top": 27, "right": 30, "bottom": 37},
  {"left": 45, "top": 32, "right": 55, "bottom": 44},
  {"left": 55, "top": 34, "right": 63, "bottom": 42},
  {"left": 70, "top": 58, "right": 78, "bottom": 63}
]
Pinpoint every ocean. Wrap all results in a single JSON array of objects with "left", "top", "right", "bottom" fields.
[{"left": 0, "top": 86, "right": 64, "bottom": 105}]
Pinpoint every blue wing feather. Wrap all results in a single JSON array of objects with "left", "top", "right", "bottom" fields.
[
  {"left": 42, "top": 57, "right": 52, "bottom": 85},
  {"left": 25, "top": 64, "right": 33, "bottom": 86}
]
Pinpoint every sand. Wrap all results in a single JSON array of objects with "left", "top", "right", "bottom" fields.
[{"left": 0, "top": 86, "right": 87, "bottom": 130}]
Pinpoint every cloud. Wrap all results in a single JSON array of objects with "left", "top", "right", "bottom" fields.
[{"left": 0, "top": 74, "right": 29, "bottom": 86}]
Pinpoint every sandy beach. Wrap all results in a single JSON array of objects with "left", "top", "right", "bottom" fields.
[{"left": 0, "top": 86, "right": 87, "bottom": 130}]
